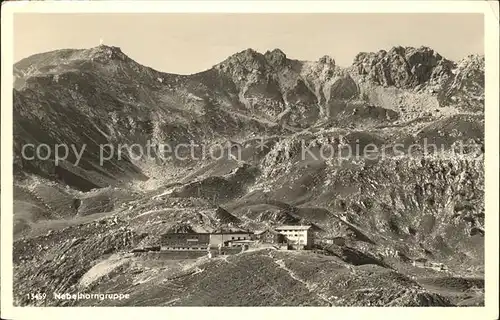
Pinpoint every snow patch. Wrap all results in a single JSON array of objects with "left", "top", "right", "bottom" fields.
[{"left": 78, "top": 254, "right": 131, "bottom": 288}]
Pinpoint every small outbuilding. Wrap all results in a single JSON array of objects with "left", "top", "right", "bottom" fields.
[{"left": 255, "top": 229, "right": 285, "bottom": 244}]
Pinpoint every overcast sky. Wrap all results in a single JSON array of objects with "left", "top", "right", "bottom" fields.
[{"left": 14, "top": 13, "right": 484, "bottom": 74}]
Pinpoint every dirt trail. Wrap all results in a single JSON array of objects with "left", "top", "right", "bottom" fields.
[{"left": 271, "top": 255, "right": 334, "bottom": 306}]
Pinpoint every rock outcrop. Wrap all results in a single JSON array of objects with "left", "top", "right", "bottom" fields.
[{"left": 352, "top": 46, "right": 456, "bottom": 90}]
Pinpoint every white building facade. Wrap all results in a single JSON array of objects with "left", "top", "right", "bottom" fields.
[{"left": 274, "top": 225, "right": 313, "bottom": 249}]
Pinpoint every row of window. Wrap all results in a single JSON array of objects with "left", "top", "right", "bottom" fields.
[
  {"left": 165, "top": 236, "right": 248, "bottom": 241},
  {"left": 287, "top": 239, "right": 305, "bottom": 243},
  {"left": 164, "top": 235, "right": 249, "bottom": 240},
  {"left": 279, "top": 230, "right": 308, "bottom": 234}
]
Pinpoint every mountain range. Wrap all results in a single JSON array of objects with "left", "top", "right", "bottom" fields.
[{"left": 12, "top": 44, "right": 485, "bottom": 306}]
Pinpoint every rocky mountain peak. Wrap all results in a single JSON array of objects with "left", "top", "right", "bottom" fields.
[
  {"left": 318, "top": 55, "right": 335, "bottom": 66},
  {"left": 403, "top": 45, "right": 443, "bottom": 62},
  {"left": 456, "top": 54, "right": 484, "bottom": 71},
  {"left": 221, "top": 48, "right": 266, "bottom": 68},
  {"left": 352, "top": 46, "right": 455, "bottom": 89},
  {"left": 14, "top": 45, "right": 132, "bottom": 85},
  {"left": 264, "top": 48, "right": 288, "bottom": 67},
  {"left": 86, "top": 45, "right": 129, "bottom": 62},
  {"left": 216, "top": 48, "right": 294, "bottom": 75},
  {"left": 436, "top": 53, "right": 484, "bottom": 110}
]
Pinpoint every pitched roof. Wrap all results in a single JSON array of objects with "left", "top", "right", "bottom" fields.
[
  {"left": 256, "top": 228, "right": 280, "bottom": 235},
  {"left": 274, "top": 225, "right": 312, "bottom": 231},
  {"left": 211, "top": 231, "right": 254, "bottom": 235},
  {"left": 212, "top": 226, "right": 252, "bottom": 234}
]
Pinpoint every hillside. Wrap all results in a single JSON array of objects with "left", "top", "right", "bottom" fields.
[{"left": 12, "top": 44, "right": 484, "bottom": 306}]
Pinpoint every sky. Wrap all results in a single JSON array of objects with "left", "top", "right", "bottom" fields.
[{"left": 14, "top": 13, "right": 484, "bottom": 75}]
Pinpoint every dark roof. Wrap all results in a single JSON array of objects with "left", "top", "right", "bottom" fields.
[
  {"left": 165, "top": 223, "right": 195, "bottom": 233},
  {"left": 211, "top": 231, "right": 254, "bottom": 235},
  {"left": 275, "top": 225, "right": 312, "bottom": 231},
  {"left": 212, "top": 226, "right": 253, "bottom": 234},
  {"left": 257, "top": 228, "right": 280, "bottom": 235},
  {"left": 162, "top": 231, "right": 254, "bottom": 236}
]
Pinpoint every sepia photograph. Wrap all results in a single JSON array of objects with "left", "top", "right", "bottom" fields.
[{"left": 1, "top": 1, "right": 498, "bottom": 319}]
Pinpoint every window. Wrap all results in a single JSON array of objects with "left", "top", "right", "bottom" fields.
[
  {"left": 232, "top": 237, "right": 235, "bottom": 240},
  {"left": 238, "top": 237, "right": 241, "bottom": 240}
]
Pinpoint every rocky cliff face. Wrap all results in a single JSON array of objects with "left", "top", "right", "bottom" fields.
[
  {"left": 437, "top": 54, "right": 485, "bottom": 111},
  {"left": 12, "top": 45, "right": 485, "bottom": 306},
  {"left": 351, "top": 46, "right": 484, "bottom": 113},
  {"left": 352, "top": 46, "right": 455, "bottom": 90},
  {"left": 214, "top": 48, "right": 356, "bottom": 127}
]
